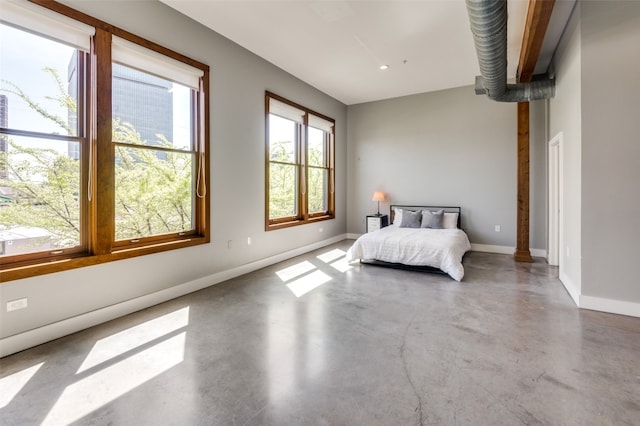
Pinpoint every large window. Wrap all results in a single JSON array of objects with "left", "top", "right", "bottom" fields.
[
  {"left": 0, "top": 1, "right": 209, "bottom": 281},
  {"left": 266, "top": 92, "right": 334, "bottom": 230}
]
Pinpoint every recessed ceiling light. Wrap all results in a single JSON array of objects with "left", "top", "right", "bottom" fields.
[{"left": 379, "top": 65, "right": 389, "bottom": 70}]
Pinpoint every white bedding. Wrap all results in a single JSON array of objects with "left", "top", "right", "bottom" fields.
[{"left": 346, "top": 226, "right": 471, "bottom": 281}]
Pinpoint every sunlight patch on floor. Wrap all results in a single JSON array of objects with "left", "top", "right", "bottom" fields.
[
  {"left": 0, "top": 362, "right": 44, "bottom": 409},
  {"left": 77, "top": 307, "right": 190, "bottom": 374},
  {"left": 276, "top": 260, "right": 315, "bottom": 282},
  {"left": 276, "top": 249, "right": 353, "bottom": 297},
  {"left": 318, "top": 248, "right": 351, "bottom": 272},
  {"left": 316, "top": 248, "right": 346, "bottom": 263},
  {"left": 42, "top": 332, "right": 186, "bottom": 426},
  {"left": 286, "top": 270, "right": 332, "bottom": 297},
  {"left": 329, "top": 257, "right": 352, "bottom": 272}
]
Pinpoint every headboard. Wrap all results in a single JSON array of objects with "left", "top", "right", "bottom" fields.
[{"left": 390, "top": 205, "right": 462, "bottom": 229}]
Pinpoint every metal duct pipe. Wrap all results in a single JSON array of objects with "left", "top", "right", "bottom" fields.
[{"left": 466, "top": 0, "right": 555, "bottom": 102}]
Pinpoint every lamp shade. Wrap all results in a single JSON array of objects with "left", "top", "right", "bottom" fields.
[{"left": 372, "top": 191, "right": 385, "bottom": 202}]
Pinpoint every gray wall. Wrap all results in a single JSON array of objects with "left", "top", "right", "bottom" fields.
[
  {"left": 346, "top": 85, "right": 547, "bottom": 250},
  {"left": 549, "top": 3, "right": 583, "bottom": 297},
  {"left": 529, "top": 99, "right": 547, "bottom": 251},
  {"left": 580, "top": 1, "right": 640, "bottom": 303},
  {"left": 0, "top": 0, "right": 347, "bottom": 339},
  {"left": 549, "top": 0, "right": 640, "bottom": 308}
]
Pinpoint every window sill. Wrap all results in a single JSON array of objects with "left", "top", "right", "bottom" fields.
[
  {"left": 266, "top": 214, "right": 334, "bottom": 231},
  {"left": 0, "top": 235, "right": 209, "bottom": 282}
]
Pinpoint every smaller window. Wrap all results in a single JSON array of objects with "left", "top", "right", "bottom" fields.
[{"left": 265, "top": 92, "right": 335, "bottom": 230}]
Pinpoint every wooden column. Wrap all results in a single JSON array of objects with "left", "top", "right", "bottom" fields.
[
  {"left": 513, "top": 0, "right": 555, "bottom": 263},
  {"left": 514, "top": 102, "right": 533, "bottom": 262}
]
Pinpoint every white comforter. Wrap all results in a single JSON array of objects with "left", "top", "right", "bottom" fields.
[{"left": 346, "top": 226, "right": 471, "bottom": 281}]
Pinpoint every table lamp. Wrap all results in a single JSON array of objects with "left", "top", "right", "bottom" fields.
[{"left": 372, "top": 191, "right": 385, "bottom": 216}]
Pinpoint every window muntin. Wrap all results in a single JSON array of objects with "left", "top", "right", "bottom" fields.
[
  {"left": 111, "top": 64, "right": 197, "bottom": 241},
  {"left": 307, "top": 126, "right": 329, "bottom": 214},
  {"left": 0, "top": 135, "right": 82, "bottom": 255},
  {"left": 269, "top": 114, "right": 297, "bottom": 164},
  {"left": 0, "top": 24, "right": 81, "bottom": 136},
  {"left": 112, "top": 64, "right": 193, "bottom": 151},
  {"left": 268, "top": 114, "right": 299, "bottom": 219},
  {"left": 0, "top": 1, "right": 209, "bottom": 281},
  {"left": 0, "top": 22, "right": 86, "bottom": 260},
  {"left": 114, "top": 146, "right": 194, "bottom": 240},
  {"left": 307, "top": 126, "right": 325, "bottom": 167},
  {"left": 266, "top": 93, "right": 334, "bottom": 229}
]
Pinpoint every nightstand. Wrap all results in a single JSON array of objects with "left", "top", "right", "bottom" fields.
[{"left": 366, "top": 214, "right": 388, "bottom": 233}]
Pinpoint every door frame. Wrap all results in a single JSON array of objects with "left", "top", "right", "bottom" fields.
[{"left": 548, "top": 132, "right": 563, "bottom": 267}]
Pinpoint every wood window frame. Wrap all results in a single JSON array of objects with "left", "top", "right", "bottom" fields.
[
  {"left": 265, "top": 91, "right": 335, "bottom": 231},
  {"left": 0, "top": 0, "right": 210, "bottom": 282}
]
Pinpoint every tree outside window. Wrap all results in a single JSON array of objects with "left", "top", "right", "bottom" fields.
[{"left": 265, "top": 92, "right": 334, "bottom": 230}]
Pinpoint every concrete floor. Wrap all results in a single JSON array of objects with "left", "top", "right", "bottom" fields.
[{"left": 1, "top": 240, "right": 639, "bottom": 426}]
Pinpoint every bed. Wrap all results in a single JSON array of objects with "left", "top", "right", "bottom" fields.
[{"left": 346, "top": 205, "right": 471, "bottom": 281}]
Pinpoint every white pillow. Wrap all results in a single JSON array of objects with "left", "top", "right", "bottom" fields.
[
  {"left": 443, "top": 212, "right": 459, "bottom": 229},
  {"left": 392, "top": 208, "right": 402, "bottom": 225}
]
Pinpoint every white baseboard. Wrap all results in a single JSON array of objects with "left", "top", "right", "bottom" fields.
[
  {"left": 555, "top": 272, "right": 639, "bottom": 317},
  {"left": 470, "top": 243, "right": 513, "bottom": 255},
  {"left": 470, "top": 243, "right": 547, "bottom": 258},
  {"left": 0, "top": 234, "right": 347, "bottom": 358},
  {"left": 580, "top": 295, "right": 640, "bottom": 318},
  {"left": 346, "top": 233, "right": 361, "bottom": 239},
  {"left": 559, "top": 271, "right": 581, "bottom": 307}
]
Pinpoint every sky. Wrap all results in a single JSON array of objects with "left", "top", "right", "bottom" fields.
[{"left": 0, "top": 23, "right": 74, "bottom": 136}]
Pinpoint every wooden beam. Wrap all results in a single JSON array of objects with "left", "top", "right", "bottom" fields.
[
  {"left": 513, "top": 0, "right": 555, "bottom": 262},
  {"left": 514, "top": 102, "right": 533, "bottom": 263},
  {"left": 517, "top": 0, "right": 556, "bottom": 83}
]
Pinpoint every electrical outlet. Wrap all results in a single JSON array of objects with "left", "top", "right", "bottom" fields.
[
  {"left": 247, "top": 237, "right": 252, "bottom": 246},
  {"left": 7, "top": 298, "right": 28, "bottom": 312},
  {"left": 227, "top": 239, "right": 232, "bottom": 249},
  {"left": 319, "top": 227, "right": 323, "bottom": 233},
  {"left": 494, "top": 225, "right": 501, "bottom": 232}
]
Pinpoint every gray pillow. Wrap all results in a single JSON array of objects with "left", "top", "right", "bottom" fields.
[
  {"left": 421, "top": 209, "right": 444, "bottom": 229},
  {"left": 399, "top": 209, "right": 422, "bottom": 228}
]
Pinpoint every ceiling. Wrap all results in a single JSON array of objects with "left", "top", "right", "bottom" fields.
[{"left": 161, "top": 0, "right": 574, "bottom": 106}]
